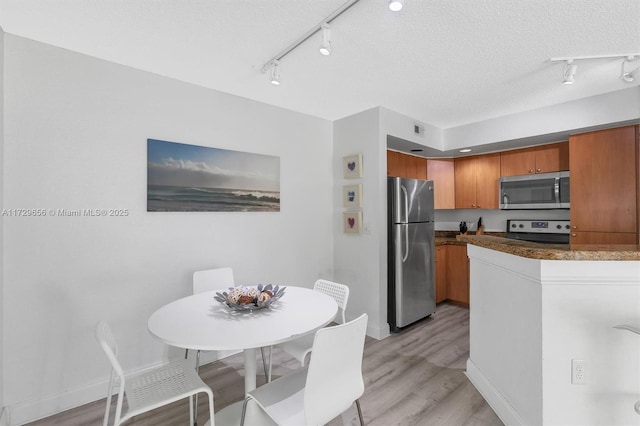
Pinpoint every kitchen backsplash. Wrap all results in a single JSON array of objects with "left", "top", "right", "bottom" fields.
[
  {"left": 434, "top": 208, "right": 570, "bottom": 232},
  {"left": 437, "top": 221, "right": 477, "bottom": 231}
]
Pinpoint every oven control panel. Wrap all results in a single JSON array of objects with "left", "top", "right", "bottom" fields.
[{"left": 507, "top": 220, "right": 570, "bottom": 234}]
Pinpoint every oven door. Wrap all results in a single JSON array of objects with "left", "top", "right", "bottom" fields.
[{"left": 506, "top": 232, "right": 570, "bottom": 244}]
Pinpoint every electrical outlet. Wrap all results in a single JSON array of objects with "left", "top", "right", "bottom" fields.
[{"left": 572, "top": 359, "right": 586, "bottom": 384}]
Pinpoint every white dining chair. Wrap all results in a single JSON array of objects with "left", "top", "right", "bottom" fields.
[
  {"left": 188, "top": 267, "right": 236, "bottom": 366},
  {"left": 96, "top": 320, "right": 215, "bottom": 426},
  {"left": 266, "top": 279, "right": 350, "bottom": 381},
  {"left": 190, "top": 267, "right": 236, "bottom": 424},
  {"left": 241, "top": 313, "right": 368, "bottom": 426},
  {"left": 193, "top": 267, "right": 235, "bottom": 295}
]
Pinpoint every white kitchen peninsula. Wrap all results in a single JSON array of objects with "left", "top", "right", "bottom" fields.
[{"left": 457, "top": 235, "right": 640, "bottom": 426}]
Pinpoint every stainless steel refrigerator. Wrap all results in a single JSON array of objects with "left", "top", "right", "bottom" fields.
[{"left": 387, "top": 177, "right": 436, "bottom": 332}]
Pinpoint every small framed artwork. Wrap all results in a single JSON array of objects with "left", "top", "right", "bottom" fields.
[
  {"left": 343, "top": 184, "right": 363, "bottom": 208},
  {"left": 343, "top": 153, "right": 363, "bottom": 179},
  {"left": 343, "top": 211, "right": 363, "bottom": 234}
]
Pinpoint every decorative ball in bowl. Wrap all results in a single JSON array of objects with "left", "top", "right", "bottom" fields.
[{"left": 214, "top": 284, "right": 285, "bottom": 311}]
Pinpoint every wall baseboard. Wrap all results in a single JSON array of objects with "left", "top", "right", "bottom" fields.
[
  {"left": 465, "top": 359, "right": 525, "bottom": 426},
  {"left": 366, "top": 323, "right": 390, "bottom": 340},
  {"left": 8, "top": 366, "right": 150, "bottom": 425},
  {"left": 7, "top": 350, "right": 240, "bottom": 425},
  {"left": 1, "top": 407, "right": 10, "bottom": 426}
]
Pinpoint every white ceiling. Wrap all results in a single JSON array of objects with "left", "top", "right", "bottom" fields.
[{"left": 0, "top": 0, "right": 639, "bottom": 131}]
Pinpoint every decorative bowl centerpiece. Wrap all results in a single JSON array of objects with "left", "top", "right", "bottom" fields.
[{"left": 214, "top": 284, "right": 285, "bottom": 311}]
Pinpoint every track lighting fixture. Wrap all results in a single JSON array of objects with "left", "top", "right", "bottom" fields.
[
  {"left": 550, "top": 53, "right": 640, "bottom": 85},
  {"left": 263, "top": 0, "right": 417, "bottom": 84},
  {"left": 389, "top": 0, "right": 404, "bottom": 11},
  {"left": 269, "top": 60, "right": 280, "bottom": 85},
  {"left": 620, "top": 56, "right": 638, "bottom": 83},
  {"left": 319, "top": 23, "right": 331, "bottom": 56},
  {"left": 562, "top": 60, "right": 577, "bottom": 85}
]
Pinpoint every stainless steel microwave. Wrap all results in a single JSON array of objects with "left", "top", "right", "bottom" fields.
[{"left": 499, "top": 171, "right": 570, "bottom": 209}]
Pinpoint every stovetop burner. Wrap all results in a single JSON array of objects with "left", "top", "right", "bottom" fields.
[{"left": 506, "top": 219, "right": 570, "bottom": 244}]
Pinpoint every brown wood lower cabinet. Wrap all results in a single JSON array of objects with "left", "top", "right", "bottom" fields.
[
  {"left": 435, "top": 246, "right": 447, "bottom": 303},
  {"left": 570, "top": 231, "right": 638, "bottom": 245},
  {"left": 435, "top": 244, "right": 470, "bottom": 306}
]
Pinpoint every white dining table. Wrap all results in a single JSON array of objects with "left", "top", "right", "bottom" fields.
[{"left": 147, "top": 286, "right": 338, "bottom": 425}]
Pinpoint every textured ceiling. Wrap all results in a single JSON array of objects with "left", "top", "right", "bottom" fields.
[{"left": 0, "top": 0, "right": 639, "bottom": 129}]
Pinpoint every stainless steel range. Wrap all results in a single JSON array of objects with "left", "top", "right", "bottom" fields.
[{"left": 506, "top": 219, "right": 571, "bottom": 244}]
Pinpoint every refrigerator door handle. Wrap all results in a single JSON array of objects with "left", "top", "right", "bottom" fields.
[
  {"left": 401, "top": 184, "right": 408, "bottom": 223},
  {"left": 402, "top": 225, "right": 409, "bottom": 262}
]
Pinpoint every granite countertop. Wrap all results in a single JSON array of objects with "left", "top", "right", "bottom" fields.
[
  {"left": 435, "top": 231, "right": 504, "bottom": 246},
  {"left": 456, "top": 234, "right": 640, "bottom": 261},
  {"left": 435, "top": 237, "right": 467, "bottom": 246}
]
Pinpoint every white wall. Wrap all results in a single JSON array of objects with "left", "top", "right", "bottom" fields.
[
  {"left": 379, "top": 106, "right": 444, "bottom": 151},
  {"left": 2, "top": 35, "right": 334, "bottom": 424},
  {"left": 332, "top": 106, "right": 447, "bottom": 340},
  {"left": 333, "top": 107, "right": 388, "bottom": 339},
  {"left": 444, "top": 87, "right": 640, "bottom": 150},
  {"left": 0, "top": 25, "right": 6, "bottom": 422}
]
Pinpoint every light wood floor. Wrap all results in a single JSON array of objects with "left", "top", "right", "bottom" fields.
[{"left": 27, "top": 303, "right": 503, "bottom": 426}]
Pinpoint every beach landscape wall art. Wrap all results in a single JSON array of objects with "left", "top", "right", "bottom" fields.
[{"left": 147, "top": 139, "right": 280, "bottom": 212}]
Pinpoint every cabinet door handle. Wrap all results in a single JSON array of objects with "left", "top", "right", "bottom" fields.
[
  {"left": 536, "top": 168, "right": 542, "bottom": 172},
  {"left": 571, "top": 233, "right": 576, "bottom": 237},
  {"left": 572, "top": 226, "right": 577, "bottom": 229},
  {"left": 529, "top": 169, "right": 534, "bottom": 174}
]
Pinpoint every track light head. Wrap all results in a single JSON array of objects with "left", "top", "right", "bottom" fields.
[
  {"left": 389, "top": 0, "right": 404, "bottom": 11},
  {"left": 621, "top": 56, "right": 638, "bottom": 83},
  {"left": 319, "top": 23, "right": 331, "bottom": 56},
  {"left": 270, "top": 60, "right": 281, "bottom": 85},
  {"left": 562, "top": 60, "right": 577, "bottom": 85}
]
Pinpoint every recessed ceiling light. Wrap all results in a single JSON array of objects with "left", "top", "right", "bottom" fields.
[
  {"left": 388, "top": 0, "right": 403, "bottom": 11},
  {"left": 459, "top": 148, "right": 472, "bottom": 153}
]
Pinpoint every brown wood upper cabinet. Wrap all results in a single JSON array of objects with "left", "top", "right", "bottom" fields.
[
  {"left": 415, "top": 157, "right": 427, "bottom": 180},
  {"left": 500, "top": 142, "right": 569, "bottom": 176},
  {"left": 569, "top": 125, "right": 638, "bottom": 246},
  {"left": 387, "top": 150, "right": 403, "bottom": 177},
  {"left": 427, "top": 158, "right": 455, "bottom": 209},
  {"left": 387, "top": 150, "right": 427, "bottom": 180},
  {"left": 454, "top": 153, "right": 501, "bottom": 209}
]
